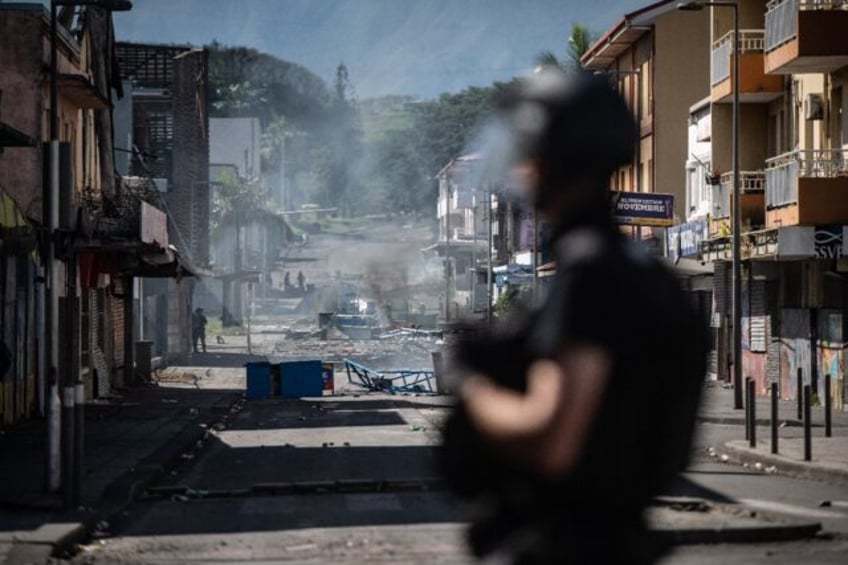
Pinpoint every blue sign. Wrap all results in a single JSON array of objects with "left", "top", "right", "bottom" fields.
[
  {"left": 610, "top": 192, "right": 674, "bottom": 227},
  {"left": 666, "top": 217, "right": 708, "bottom": 262}
]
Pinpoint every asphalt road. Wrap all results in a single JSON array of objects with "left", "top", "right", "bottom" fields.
[{"left": 67, "top": 389, "right": 848, "bottom": 564}]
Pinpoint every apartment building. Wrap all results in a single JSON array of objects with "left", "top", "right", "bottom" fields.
[
  {"left": 582, "top": 0, "right": 711, "bottom": 239},
  {"left": 685, "top": 0, "right": 848, "bottom": 407},
  {"left": 115, "top": 42, "right": 210, "bottom": 360}
]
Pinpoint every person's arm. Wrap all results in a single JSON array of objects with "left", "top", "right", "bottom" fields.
[{"left": 460, "top": 345, "right": 610, "bottom": 477}]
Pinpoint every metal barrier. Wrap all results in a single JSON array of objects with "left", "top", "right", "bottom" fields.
[{"left": 343, "top": 358, "right": 437, "bottom": 394}]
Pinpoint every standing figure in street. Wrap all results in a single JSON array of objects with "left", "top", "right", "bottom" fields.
[
  {"left": 440, "top": 70, "right": 708, "bottom": 564},
  {"left": 297, "top": 270, "right": 306, "bottom": 291},
  {"left": 192, "top": 307, "right": 208, "bottom": 353}
]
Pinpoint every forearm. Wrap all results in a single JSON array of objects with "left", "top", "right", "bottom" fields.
[{"left": 461, "top": 360, "right": 563, "bottom": 442}]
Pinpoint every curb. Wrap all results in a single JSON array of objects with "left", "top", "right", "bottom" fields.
[
  {"left": 721, "top": 441, "right": 848, "bottom": 486},
  {"left": 697, "top": 415, "right": 840, "bottom": 428},
  {"left": 649, "top": 497, "right": 822, "bottom": 545}
]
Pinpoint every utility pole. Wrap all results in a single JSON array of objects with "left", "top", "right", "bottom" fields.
[
  {"left": 487, "top": 188, "right": 494, "bottom": 324},
  {"left": 444, "top": 183, "right": 451, "bottom": 322}
]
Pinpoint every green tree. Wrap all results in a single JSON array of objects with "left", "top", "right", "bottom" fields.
[
  {"left": 567, "top": 23, "right": 593, "bottom": 69},
  {"left": 534, "top": 23, "right": 595, "bottom": 72}
]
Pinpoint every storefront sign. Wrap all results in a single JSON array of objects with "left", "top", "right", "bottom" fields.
[
  {"left": 814, "top": 225, "right": 845, "bottom": 259},
  {"left": 745, "top": 225, "right": 848, "bottom": 260},
  {"left": 611, "top": 192, "right": 674, "bottom": 227},
  {"left": 666, "top": 217, "right": 708, "bottom": 262}
]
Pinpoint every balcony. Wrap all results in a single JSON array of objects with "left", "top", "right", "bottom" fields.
[
  {"left": 765, "top": 149, "right": 848, "bottom": 227},
  {"left": 708, "top": 171, "right": 766, "bottom": 237},
  {"left": 711, "top": 30, "right": 783, "bottom": 103},
  {"left": 764, "top": 0, "right": 848, "bottom": 74}
]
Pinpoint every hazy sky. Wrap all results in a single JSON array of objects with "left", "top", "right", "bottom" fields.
[{"left": 35, "top": 0, "right": 648, "bottom": 99}]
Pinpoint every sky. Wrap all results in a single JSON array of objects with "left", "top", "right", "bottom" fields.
[{"left": 99, "top": 0, "right": 647, "bottom": 100}]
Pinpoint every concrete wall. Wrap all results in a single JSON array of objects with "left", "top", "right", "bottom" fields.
[{"left": 0, "top": 8, "right": 45, "bottom": 220}]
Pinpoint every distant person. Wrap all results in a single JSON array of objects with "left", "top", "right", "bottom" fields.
[
  {"left": 191, "top": 307, "right": 208, "bottom": 353},
  {"left": 440, "top": 70, "right": 708, "bottom": 564},
  {"left": 284, "top": 271, "right": 291, "bottom": 290},
  {"left": 297, "top": 270, "right": 306, "bottom": 291}
]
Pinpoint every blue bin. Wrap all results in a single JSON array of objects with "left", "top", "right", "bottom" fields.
[
  {"left": 245, "top": 362, "right": 272, "bottom": 399},
  {"left": 280, "top": 360, "right": 324, "bottom": 398}
]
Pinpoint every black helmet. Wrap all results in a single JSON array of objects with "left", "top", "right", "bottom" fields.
[{"left": 496, "top": 69, "right": 637, "bottom": 194}]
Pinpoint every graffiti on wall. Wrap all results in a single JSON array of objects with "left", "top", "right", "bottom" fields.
[{"left": 778, "top": 308, "right": 844, "bottom": 409}]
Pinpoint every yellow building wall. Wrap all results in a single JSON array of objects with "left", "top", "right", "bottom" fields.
[{"left": 654, "top": 10, "right": 711, "bottom": 221}]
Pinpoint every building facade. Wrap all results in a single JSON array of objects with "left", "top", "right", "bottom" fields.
[{"left": 675, "top": 0, "right": 848, "bottom": 408}]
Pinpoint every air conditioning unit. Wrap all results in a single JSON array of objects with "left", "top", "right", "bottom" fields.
[{"left": 804, "top": 93, "right": 824, "bottom": 121}]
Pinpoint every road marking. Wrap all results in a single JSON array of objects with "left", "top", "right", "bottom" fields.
[{"left": 739, "top": 498, "right": 846, "bottom": 520}]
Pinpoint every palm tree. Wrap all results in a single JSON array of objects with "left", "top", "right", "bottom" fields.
[
  {"left": 567, "top": 24, "right": 593, "bottom": 69},
  {"left": 534, "top": 24, "right": 595, "bottom": 73}
]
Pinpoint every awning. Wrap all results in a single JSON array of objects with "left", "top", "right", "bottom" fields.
[
  {"left": 660, "top": 257, "right": 714, "bottom": 277},
  {"left": 76, "top": 241, "right": 198, "bottom": 281}
]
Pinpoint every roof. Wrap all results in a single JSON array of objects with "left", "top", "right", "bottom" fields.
[
  {"left": 581, "top": 0, "right": 679, "bottom": 70},
  {"left": 436, "top": 153, "right": 480, "bottom": 179},
  {"left": 116, "top": 42, "right": 198, "bottom": 89}
]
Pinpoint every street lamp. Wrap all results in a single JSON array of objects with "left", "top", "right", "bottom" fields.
[
  {"left": 47, "top": 0, "right": 133, "bottom": 506},
  {"left": 677, "top": 1, "right": 742, "bottom": 410}
]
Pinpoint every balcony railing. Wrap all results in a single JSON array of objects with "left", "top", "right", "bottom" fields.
[
  {"left": 712, "top": 171, "right": 765, "bottom": 218},
  {"left": 765, "top": 149, "right": 848, "bottom": 207},
  {"left": 712, "top": 30, "right": 767, "bottom": 85},
  {"left": 766, "top": 0, "right": 848, "bottom": 52}
]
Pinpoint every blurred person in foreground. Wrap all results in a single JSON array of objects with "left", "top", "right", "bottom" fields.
[{"left": 440, "top": 69, "right": 708, "bottom": 564}]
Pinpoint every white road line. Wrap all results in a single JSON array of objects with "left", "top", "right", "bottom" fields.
[{"left": 739, "top": 498, "right": 846, "bottom": 520}]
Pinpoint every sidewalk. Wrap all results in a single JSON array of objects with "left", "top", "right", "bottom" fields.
[
  {"left": 698, "top": 383, "right": 848, "bottom": 485},
  {"left": 0, "top": 364, "right": 247, "bottom": 563}
]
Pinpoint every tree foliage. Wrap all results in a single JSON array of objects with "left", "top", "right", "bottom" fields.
[
  {"left": 208, "top": 42, "right": 332, "bottom": 130},
  {"left": 535, "top": 23, "right": 596, "bottom": 72}
]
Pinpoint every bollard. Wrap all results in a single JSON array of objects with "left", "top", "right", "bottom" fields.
[
  {"left": 747, "top": 378, "right": 756, "bottom": 448},
  {"left": 73, "top": 382, "right": 84, "bottom": 508},
  {"left": 61, "top": 385, "right": 75, "bottom": 509},
  {"left": 796, "top": 368, "right": 803, "bottom": 421},
  {"left": 770, "top": 382, "right": 778, "bottom": 455},
  {"left": 744, "top": 377, "right": 751, "bottom": 441},
  {"left": 803, "top": 384, "right": 812, "bottom": 462},
  {"left": 824, "top": 374, "right": 832, "bottom": 438}
]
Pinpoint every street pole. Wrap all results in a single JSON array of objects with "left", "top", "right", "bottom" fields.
[
  {"left": 487, "top": 188, "right": 494, "bottom": 324},
  {"left": 730, "top": 3, "right": 743, "bottom": 410},
  {"left": 444, "top": 184, "right": 450, "bottom": 322},
  {"left": 677, "top": 0, "right": 742, "bottom": 409},
  {"left": 47, "top": 0, "right": 134, "bottom": 502},
  {"left": 46, "top": 0, "right": 62, "bottom": 495}
]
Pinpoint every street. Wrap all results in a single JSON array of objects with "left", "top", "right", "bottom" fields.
[{"left": 59, "top": 362, "right": 848, "bottom": 564}]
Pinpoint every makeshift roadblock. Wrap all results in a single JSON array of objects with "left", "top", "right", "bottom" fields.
[{"left": 245, "top": 360, "right": 326, "bottom": 399}]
